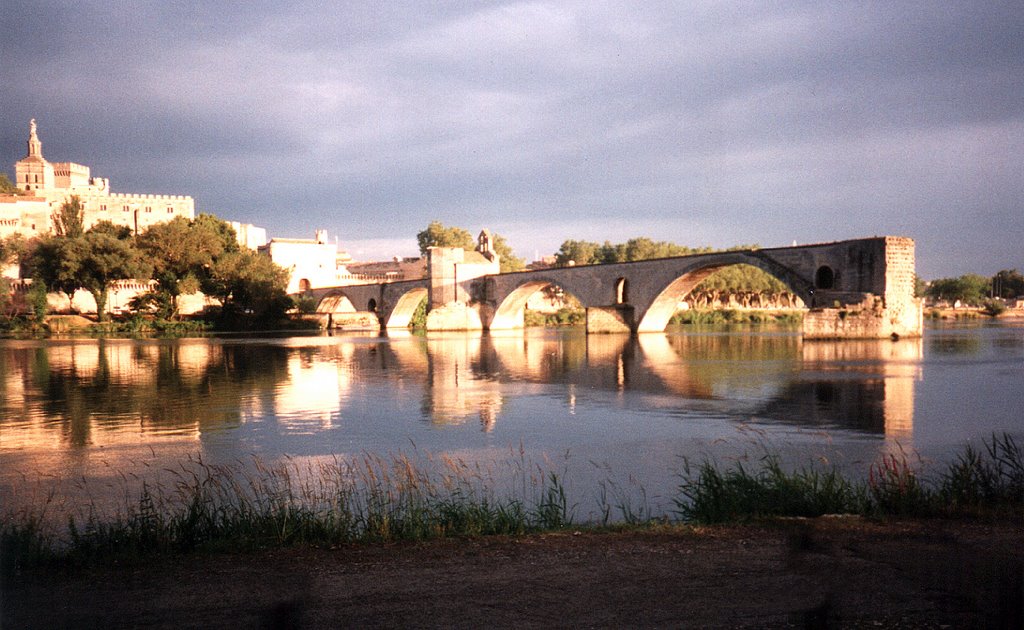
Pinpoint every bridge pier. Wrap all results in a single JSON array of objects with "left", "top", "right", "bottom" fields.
[
  {"left": 803, "top": 296, "right": 923, "bottom": 340},
  {"left": 585, "top": 306, "right": 635, "bottom": 334}
]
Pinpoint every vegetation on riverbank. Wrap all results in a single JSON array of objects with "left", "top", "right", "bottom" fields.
[
  {"left": 671, "top": 309, "right": 803, "bottom": 325},
  {"left": 677, "top": 434, "right": 1024, "bottom": 523},
  {"left": 0, "top": 205, "right": 293, "bottom": 331},
  {"left": 3, "top": 435, "right": 1023, "bottom": 577}
]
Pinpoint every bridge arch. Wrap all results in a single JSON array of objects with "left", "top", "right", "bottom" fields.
[
  {"left": 315, "top": 291, "right": 357, "bottom": 314},
  {"left": 488, "top": 279, "right": 585, "bottom": 330},
  {"left": 383, "top": 287, "right": 428, "bottom": 329},
  {"left": 635, "top": 253, "right": 813, "bottom": 333}
]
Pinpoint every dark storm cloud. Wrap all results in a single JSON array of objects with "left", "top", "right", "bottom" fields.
[{"left": 3, "top": 1, "right": 1021, "bottom": 276}]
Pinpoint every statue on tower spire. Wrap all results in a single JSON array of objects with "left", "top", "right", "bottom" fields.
[{"left": 27, "top": 118, "right": 42, "bottom": 158}]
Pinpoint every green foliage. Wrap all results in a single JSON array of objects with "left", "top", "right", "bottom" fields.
[
  {"left": 554, "top": 239, "right": 600, "bottom": 266},
  {"left": 696, "top": 264, "right": 787, "bottom": 294},
  {"left": 416, "top": 221, "right": 525, "bottom": 272},
  {"left": 416, "top": 221, "right": 474, "bottom": 255},
  {"left": 524, "top": 307, "right": 585, "bottom": 327},
  {"left": 675, "top": 434, "right": 1024, "bottom": 524},
  {"left": 202, "top": 250, "right": 291, "bottom": 323},
  {"left": 27, "top": 281, "right": 48, "bottom": 323},
  {"left": 554, "top": 238, "right": 782, "bottom": 294},
  {"left": 866, "top": 453, "right": 931, "bottom": 516},
  {"left": 981, "top": 299, "right": 1007, "bottom": 317},
  {"left": 671, "top": 310, "right": 802, "bottom": 325},
  {"left": 675, "top": 455, "right": 865, "bottom": 523},
  {"left": 0, "top": 172, "right": 26, "bottom": 195},
  {"left": 87, "top": 220, "right": 133, "bottom": 240},
  {"left": 51, "top": 196, "right": 85, "bottom": 238},
  {"left": 492, "top": 233, "right": 525, "bottom": 272},
  {"left": 0, "top": 234, "right": 25, "bottom": 267},
  {"left": 78, "top": 227, "right": 150, "bottom": 322},
  {"left": 22, "top": 220, "right": 147, "bottom": 321},
  {"left": 293, "top": 295, "right": 318, "bottom": 315},
  {"left": 2, "top": 452, "right": 574, "bottom": 572},
  {"left": 555, "top": 237, "right": 715, "bottom": 266},
  {"left": 992, "top": 269, "right": 1024, "bottom": 299},
  {"left": 137, "top": 215, "right": 238, "bottom": 318},
  {"left": 408, "top": 296, "right": 428, "bottom": 329},
  {"left": 925, "top": 274, "right": 991, "bottom": 306},
  {"left": 913, "top": 274, "right": 926, "bottom": 298},
  {"left": 25, "top": 235, "right": 87, "bottom": 311},
  {"left": 127, "top": 291, "right": 173, "bottom": 319}
]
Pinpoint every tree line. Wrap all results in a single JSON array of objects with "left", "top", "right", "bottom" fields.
[
  {"left": 416, "top": 223, "right": 788, "bottom": 294},
  {"left": 923, "top": 271, "right": 1024, "bottom": 306},
  {"left": 0, "top": 196, "right": 291, "bottom": 325},
  {"left": 555, "top": 237, "right": 788, "bottom": 294}
]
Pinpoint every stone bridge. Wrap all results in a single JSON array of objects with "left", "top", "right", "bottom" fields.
[
  {"left": 302, "top": 236, "right": 923, "bottom": 339},
  {"left": 305, "top": 278, "right": 429, "bottom": 330}
]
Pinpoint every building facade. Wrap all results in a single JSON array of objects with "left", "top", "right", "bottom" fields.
[{"left": 2, "top": 119, "right": 195, "bottom": 241}]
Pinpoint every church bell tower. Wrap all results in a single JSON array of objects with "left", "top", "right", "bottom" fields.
[{"left": 15, "top": 119, "right": 55, "bottom": 192}]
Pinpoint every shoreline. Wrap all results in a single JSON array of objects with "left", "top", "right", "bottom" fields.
[{"left": 5, "top": 516, "right": 1022, "bottom": 628}]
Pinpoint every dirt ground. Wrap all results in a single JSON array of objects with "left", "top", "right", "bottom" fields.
[{"left": 3, "top": 517, "right": 1023, "bottom": 629}]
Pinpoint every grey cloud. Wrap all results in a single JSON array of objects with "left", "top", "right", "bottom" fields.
[{"left": 3, "top": 1, "right": 1021, "bottom": 276}]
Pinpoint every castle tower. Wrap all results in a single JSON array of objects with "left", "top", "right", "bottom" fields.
[{"left": 15, "top": 119, "right": 55, "bottom": 192}]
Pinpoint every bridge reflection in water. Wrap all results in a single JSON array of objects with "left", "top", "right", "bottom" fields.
[{"left": 0, "top": 330, "right": 921, "bottom": 452}]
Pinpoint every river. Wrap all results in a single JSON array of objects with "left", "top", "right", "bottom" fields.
[{"left": 1, "top": 320, "right": 1022, "bottom": 520}]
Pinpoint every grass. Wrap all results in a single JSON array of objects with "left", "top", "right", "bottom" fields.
[
  {"left": 675, "top": 434, "right": 1024, "bottom": 523},
  {"left": 670, "top": 309, "right": 803, "bottom": 325},
  {"left": 1, "top": 450, "right": 574, "bottom": 576},
  {"left": 4, "top": 435, "right": 1024, "bottom": 576},
  {"left": 524, "top": 307, "right": 586, "bottom": 327}
]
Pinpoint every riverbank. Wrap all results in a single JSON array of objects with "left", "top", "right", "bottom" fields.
[{"left": 4, "top": 516, "right": 1022, "bottom": 628}]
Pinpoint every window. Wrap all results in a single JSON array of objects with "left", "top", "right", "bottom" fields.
[
  {"left": 123, "top": 205, "right": 130, "bottom": 212},
  {"left": 100, "top": 204, "right": 107, "bottom": 211},
  {"left": 167, "top": 207, "right": 174, "bottom": 214},
  {"left": 145, "top": 206, "right": 152, "bottom": 213}
]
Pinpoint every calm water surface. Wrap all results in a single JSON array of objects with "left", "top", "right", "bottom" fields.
[{"left": 2, "top": 321, "right": 1022, "bottom": 518}]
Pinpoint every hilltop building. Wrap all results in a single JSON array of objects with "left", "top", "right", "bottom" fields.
[{"left": 1, "top": 119, "right": 195, "bottom": 240}]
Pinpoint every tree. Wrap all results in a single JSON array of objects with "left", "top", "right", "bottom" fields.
[
  {"left": 925, "top": 274, "right": 991, "bottom": 306},
  {"left": 52, "top": 196, "right": 85, "bottom": 238},
  {"left": 492, "top": 233, "right": 525, "bottom": 272},
  {"left": 992, "top": 269, "right": 1024, "bottom": 299},
  {"left": 137, "top": 215, "right": 235, "bottom": 317},
  {"left": 202, "top": 250, "right": 291, "bottom": 321},
  {"left": 416, "top": 221, "right": 474, "bottom": 255},
  {"left": 552, "top": 236, "right": 789, "bottom": 295},
  {"left": 416, "top": 220, "right": 524, "bottom": 271},
  {"left": 0, "top": 173, "right": 26, "bottom": 195},
  {"left": 78, "top": 227, "right": 149, "bottom": 321},
  {"left": 88, "top": 220, "right": 133, "bottom": 240},
  {"left": 25, "top": 235, "right": 87, "bottom": 312},
  {"left": 697, "top": 264, "right": 787, "bottom": 294},
  {"left": 555, "top": 240, "right": 600, "bottom": 266}
]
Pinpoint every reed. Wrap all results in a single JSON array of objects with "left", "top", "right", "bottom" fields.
[
  {"left": 5, "top": 435, "right": 1024, "bottom": 574},
  {"left": 675, "top": 434, "right": 1024, "bottom": 523},
  {"left": 1, "top": 451, "right": 573, "bottom": 576}
]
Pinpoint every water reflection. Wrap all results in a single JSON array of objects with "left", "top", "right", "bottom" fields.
[{"left": 0, "top": 329, "right": 926, "bottom": 451}]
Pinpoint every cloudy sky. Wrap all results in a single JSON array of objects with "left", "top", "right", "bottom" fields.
[{"left": 2, "top": 1, "right": 1021, "bottom": 278}]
